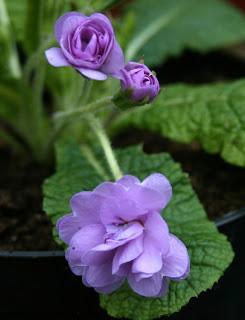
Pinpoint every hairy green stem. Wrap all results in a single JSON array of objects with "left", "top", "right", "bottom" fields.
[{"left": 89, "top": 116, "right": 123, "bottom": 181}]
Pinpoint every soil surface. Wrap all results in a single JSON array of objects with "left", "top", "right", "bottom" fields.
[{"left": 0, "top": 49, "right": 244, "bottom": 251}]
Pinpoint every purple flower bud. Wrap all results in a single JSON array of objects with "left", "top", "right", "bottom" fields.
[
  {"left": 119, "top": 62, "right": 160, "bottom": 103},
  {"left": 45, "top": 12, "right": 124, "bottom": 81},
  {"left": 57, "top": 173, "right": 190, "bottom": 297}
]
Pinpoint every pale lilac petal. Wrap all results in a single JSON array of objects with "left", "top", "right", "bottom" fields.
[
  {"left": 76, "top": 68, "right": 107, "bottom": 80},
  {"left": 94, "top": 182, "right": 127, "bottom": 198},
  {"left": 161, "top": 234, "right": 190, "bottom": 280},
  {"left": 128, "top": 184, "right": 166, "bottom": 211},
  {"left": 134, "top": 272, "right": 153, "bottom": 282},
  {"left": 117, "top": 175, "right": 140, "bottom": 188},
  {"left": 45, "top": 47, "right": 70, "bottom": 67},
  {"left": 128, "top": 272, "right": 164, "bottom": 297},
  {"left": 85, "top": 261, "right": 122, "bottom": 287},
  {"left": 100, "top": 198, "right": 144, "bottom": 225},
  {"left": 94, "top": 279, "right": 124, "bottom": 294},
  {"left": 141, "top": 173, "right": 172, "bottom": 207},
  {"left": 144, "top": 212, "right": 170, "bottom": 254},
  {"left": 55, "top": 12, "right": 85, "bottom": 42},
  {"left": 101, "top": 40, "right": 124, "bottom": 76},
  {"left": 132, "top": 236, "right": 163, "bottom": 274},
  {"left": 112, "top": 235, "right": 144, "bottom": 274},
  {"left": 90, "top": 13, "right": 113, "bottom": 29},
  {"left": 82, "top": 250, "right": 114, "bottom": 266},
  {"left": 92, "top": 222, "right": 143, "bottom": 251},
  {"left": 155, "top": 279, "right": 169, "bottom": 297},
  {"left": 70, "top": 192, "right": 103, "bottom": 226},
  {"left": 56, "top": 213, "right": 82, "bottom": 244},
  {"left": 68, "top": 224, "right": 105, "bottom": 261}
]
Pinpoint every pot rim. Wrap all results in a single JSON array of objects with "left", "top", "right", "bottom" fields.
[{"left": 1, "top": 207, "right": 244, "bottom": 258}]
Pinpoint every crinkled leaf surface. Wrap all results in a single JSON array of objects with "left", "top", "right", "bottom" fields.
[
  {"left": 111, "top": 79, "right": 245, "bottom": 167},
  {"left": 125, "top": 0, "right": 245, "bottom": 65},
  {"left": 43, "top": 141, "right": 233, "bottom": 319}
]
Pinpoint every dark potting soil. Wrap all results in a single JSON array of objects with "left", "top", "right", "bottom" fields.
[{"left": 0, "top": 49, "right": 244, "bottom": 250}]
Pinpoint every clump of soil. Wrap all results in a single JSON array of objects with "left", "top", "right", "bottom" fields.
[
  {"left": 114, "top": 129, "right": 245, "bottom": 219},
  {"left": 0, "top": 146, "right": 59, "bottom": 251}
]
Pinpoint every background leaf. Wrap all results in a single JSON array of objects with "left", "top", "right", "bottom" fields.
[
  {"left": 43, "top": 141, "right": 234, "bottom": 319},
  {"left": 125, "top": 0, "right": 245, "bottom": 66},
  {"left": 111, "top": 79, "right": 245, "bottom": 167}
]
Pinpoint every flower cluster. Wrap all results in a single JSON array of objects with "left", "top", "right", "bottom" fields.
[
  {"left": 57, "top": 174, "right": 190, "bottom": 297},
  {"left": 45, "top": 12, "right": 160, "bottom": 103}
]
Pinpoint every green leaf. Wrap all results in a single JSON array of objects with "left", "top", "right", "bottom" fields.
[
  {"left": 43, "top": 141, "right": 233, "bottom": 319},
  {"left": 111, "top": 79, "right": 245, "bottom": 167},
  {"left": 0, "top": 0, "right": 21, "bottom": 79},
  {"left": 125, "top": 0, "right": 245, "bottom": 65}
]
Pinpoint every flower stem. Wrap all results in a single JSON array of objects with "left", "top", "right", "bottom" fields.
[{"left": 89, "top": 116, "right": 123, "bottom": 181}]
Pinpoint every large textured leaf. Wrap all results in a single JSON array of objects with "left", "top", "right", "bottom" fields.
[
  {"left": 111, "top": 79, "right": 245, "bottom": 167},
  {"left": 43, "top": 141, "right": 233, "bottom": 319},
  {"left": 125, "top": 0, "right": 245, "bottom": 65}
]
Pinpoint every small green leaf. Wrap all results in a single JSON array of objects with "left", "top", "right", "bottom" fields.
[
  {"left": 111, "top": 79, "right": 245, "bottom": 167},
  {"left": 125, "top": 0, "right": 245, "bottom": 65},
  {"left": 43, "top": 141, "right": 233, "bottom": 319}
]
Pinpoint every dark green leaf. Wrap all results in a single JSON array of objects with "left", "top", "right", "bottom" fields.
[
  {"left": 125, "top": 0, "right": 245, "bottom": 66},
  {"left": 111, "top": 79, "right": 245, "bottom": 167}
]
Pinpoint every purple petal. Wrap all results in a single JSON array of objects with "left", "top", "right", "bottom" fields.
[
  {"left": 161, "top": 234, "right": 190, "bottom": 280},
  {"left": 132, "top": 236, "right": 163, "bottom": 274},
  {"left": 67, "top": 224, "right": 105, "bottom": 264},
  {"left": 141, "top": 173, "right": 172, "bottom": 208},
  {"left": 144, "top": 212, "right": 170, "bottom": 255},
  {"left": 94, "top": 181, "right": 127, "bottom": 198},
  {"left": 92, "top": 222, "right": 144, "bottom": 251},
  {"left": 56, "top": 213, "right": 82, "bottom": 244},
  {"left": 101, "top": 40, "right": 124, "bottom": 76},
  {"left": 94, "top": 279, "right": 124, "bottom": 294},
  {"left": 112, "top": 235, "right": 144, "bottom": 274},
  {"left": 100, "top": 198, "right": 144, "bottom": 225},
  {"left": 90, "top": 13, "right": 113, "bottom": 28},
  {"left": 117, "top": 175, "right": 140, "bottom": 188},
  {"left": 128, "top": 272, "right": 165, "bottom": 297},
  {"left": 70, "top": 191, "right": 103, "bottom": 226},
  {"left": 128, "top": 184, "right": 167, "bottom": 212},
  {"left": 76, "top": 68, "right": 108, "bottom": 80},
  {"left": 45, "top": 47, "right": 70, "bottom": 67},
  {"left": 55, "top": 12, "right": 85, "bottom": 42},
  {"left": 84, "top": 261, "right": 122, "bottom": 288}
]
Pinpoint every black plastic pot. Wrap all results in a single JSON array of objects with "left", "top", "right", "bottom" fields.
[{"left": 0, "top": 209, "right": 244, "bottom": 320}]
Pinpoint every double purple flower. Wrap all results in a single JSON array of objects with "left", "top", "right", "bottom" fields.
[
  {"left": 57, "top": 174, "right": 190, "bottom": 297},
  {"left": 45, "top": 12, "right": 124, "bottom": 80},
  {"left": 45, "top": 12, "right": 160, "bottom": 102}
]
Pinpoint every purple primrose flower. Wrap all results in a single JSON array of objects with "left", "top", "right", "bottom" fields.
[
  {"left": 119, "top": 62, "right": 160, "bottom": 103},
  {"left": 57, "top": 174, "right": 190, "bottom": 297},
  {"left": 45, "top": 12, "right": 124, "bottom": 80}
]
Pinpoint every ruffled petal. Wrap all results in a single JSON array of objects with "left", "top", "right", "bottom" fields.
[
  {"left": 76, "top": 68, "right": 107, "bottom": 80},
  {"left": 84, "top": 261, "right": 122, "bottom": 288},
  {"left": 117, "top": 175, "right": 140, "bottom": 189},
  {"left": 94, "top": 279, "right": 124, "bottom": 294},
  {"left": 67, "top": 224, "right": 105, "bottom": 264},
  {"left": 161, "top": 234, "right": 190, "bottom": 280},
  {"left": 112, "top": 235, "right": 144, "bottom": 274},
  {"left": 45, "top": 47, "right": 70, "bottom": 67},
  {"left": 55, "top": 12, "right": 85, "bottom": 42},
  {"left": 144, "top": 212, "right": 170, "bottom": 255},
  {"left": 101, "top": 40, "right": 124, "bottom": 76},
  {"left": 92, "top": 222, "right": 143, "bottom": 251},
  {"left": 132, "top": 236, "right": 163, "bottom": 274},
  {"left": 56, "top": 213, "right": 82, "bottom": 244},
  {"left": 141, "top": 173, "right": 172, "bottom": 208},
  {"left": 100, "top": 198, "right": 144, "bottom": 225},
  {"left": 70, "top": 191, "right": 103, "bottom": 226},
  {"left": 128, "top": 272, "right": 165, "bottom": 297}
]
